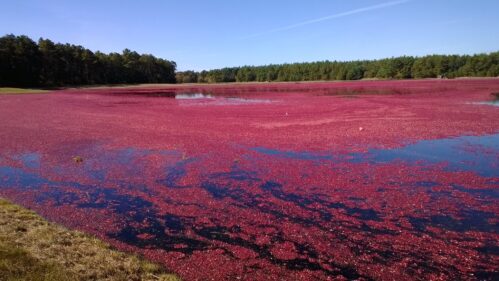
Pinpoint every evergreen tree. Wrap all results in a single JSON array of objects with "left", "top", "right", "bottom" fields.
[{"left": 0, "top": 34, "right": 176, "bottom": 87}]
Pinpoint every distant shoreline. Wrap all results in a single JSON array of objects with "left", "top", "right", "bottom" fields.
[{"left": 2, "top": 77, "right": 498, "bottom": 94}]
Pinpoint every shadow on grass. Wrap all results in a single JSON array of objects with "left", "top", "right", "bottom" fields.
[{"left": 0, "top": 237, "right": 75, "bottom": 281}]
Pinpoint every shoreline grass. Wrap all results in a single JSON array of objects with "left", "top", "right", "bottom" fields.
[
  {"left": 0, "top": 198, "right": 180, "bottom": 281},
  {"left": 0, "top": 88, "right": 49, "bottom": 95}
]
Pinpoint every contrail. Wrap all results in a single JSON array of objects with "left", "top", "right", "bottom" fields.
[{"left": 241, "top": 0, "right": 411, "bottom": 39}]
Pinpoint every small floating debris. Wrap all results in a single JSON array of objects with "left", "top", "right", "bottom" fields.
[{"left": 72, "top": 156, "right": 84, "bottom": 163}]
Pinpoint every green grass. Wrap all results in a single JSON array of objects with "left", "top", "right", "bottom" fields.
[
  {"left": 0, "top": 199, "right": 180, "bottom": 281},
  {"left": 0, "top": 88, "right": 48, "bottom": 95}
]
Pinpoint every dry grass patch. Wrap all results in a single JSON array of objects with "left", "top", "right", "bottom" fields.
[{"left": 0, "top": 199, "right": 180, "bottom": 281}]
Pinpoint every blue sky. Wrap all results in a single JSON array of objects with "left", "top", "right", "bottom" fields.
[{"left": 1, "top": 0, "right": 498, "bottom": 70}]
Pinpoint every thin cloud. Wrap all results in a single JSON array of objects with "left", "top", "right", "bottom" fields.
[{"left": 241, "top": 0, "right": 411, "bottom": 39}]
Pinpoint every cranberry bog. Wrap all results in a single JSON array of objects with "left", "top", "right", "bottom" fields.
[{"left": 0, "top": 79, "right": 498, "bottom": 280}]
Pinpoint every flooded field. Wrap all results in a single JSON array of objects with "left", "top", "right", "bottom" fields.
[{"left": 0, "top": 79, "right": 498, "bottom": 280}]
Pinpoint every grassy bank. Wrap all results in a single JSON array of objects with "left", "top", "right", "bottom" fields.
[
  {"left": 0, "top": 88, "right": 48, "bottom": 95},
  {"left": 0, "top": 199, "right": 180, "bottom": 281}
]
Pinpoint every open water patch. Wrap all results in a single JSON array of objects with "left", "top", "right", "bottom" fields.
[
  {"left": 350, "top": 134, "right": 499, "bottom": 177},
  {"left": 175, "top": 93, "right": 213, "bottom": 99}
]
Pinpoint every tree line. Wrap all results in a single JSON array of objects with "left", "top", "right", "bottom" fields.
[
  {"left": 0, "top": 34, "right": 176, "bottom": 87},
  {"left": 1, "top": 34, "right": 498, "bottom": 87},
  {"left": 177, "top": 52, "right": 499, "bottom": 83}
]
